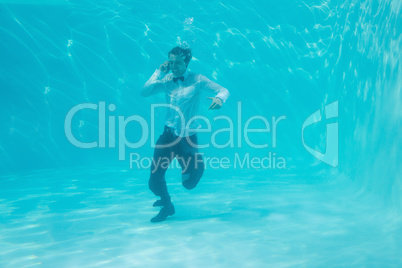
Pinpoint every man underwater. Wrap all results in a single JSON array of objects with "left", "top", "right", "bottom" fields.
[{"left": 142, "top": 44, "right": 230, "bottom": 222}]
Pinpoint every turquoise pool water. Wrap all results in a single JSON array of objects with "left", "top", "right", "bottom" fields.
[{"left": 0, "top": 0, "right": 401, "bottom": 267}]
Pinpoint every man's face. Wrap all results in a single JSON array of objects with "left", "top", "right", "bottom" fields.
[{"left": 168, "top": 54, "right": 187, "bottom": 77}]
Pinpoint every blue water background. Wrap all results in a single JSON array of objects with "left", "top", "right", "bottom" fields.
[{"left": 0, "top": 0, "right": 401, "bottom": 267}]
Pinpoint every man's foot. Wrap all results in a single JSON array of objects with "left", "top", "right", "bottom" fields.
[{"left": 150, "top": 202, "right": 175, "bottom": 222}]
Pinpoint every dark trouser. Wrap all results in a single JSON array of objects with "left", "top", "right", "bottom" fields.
[{"left": 148, "top": 125, "right": 205, "bottom": 202}]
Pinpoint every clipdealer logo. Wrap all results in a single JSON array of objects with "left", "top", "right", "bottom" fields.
[
  {"left": 301, "top": 101, "right": 339, "bottom": 167},
  {"left": 64, "top": 101, "right": 339, "bottom": 168}
]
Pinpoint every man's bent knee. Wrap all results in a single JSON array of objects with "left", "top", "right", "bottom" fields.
[
  {"left": 182, "top": 178, "right": 199, "bottom": 190},
  {"left": 182, "top": 165, "right": 204, "bottom": 190}
]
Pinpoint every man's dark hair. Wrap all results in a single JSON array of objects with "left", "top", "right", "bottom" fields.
[{"left": 168, "top": 46, "right": 192, "bottom": 67}]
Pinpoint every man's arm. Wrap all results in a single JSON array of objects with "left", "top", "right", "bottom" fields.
[
  {"left": 141, "top": 69, "right": 168, "bottom": 97},
  {"left": 199, "top": 74, "right": 230, "bottom": 109}
]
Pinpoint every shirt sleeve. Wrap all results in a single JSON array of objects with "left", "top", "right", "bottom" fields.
[
  {"left": 198, "top": 74, "right": 230, "bottom": 103},
  {"left": 141, "top": 69, "right": 168, "bottom": 97}
]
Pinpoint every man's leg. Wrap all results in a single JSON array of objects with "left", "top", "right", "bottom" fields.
[
  {"left": 148, "top": 127, "right": 178, "bottom": 222},
  {"left": 177, "top": 134, "right": 205, "bottom": 190},
  {"left": 149, "top": 128, "right": 177, "bottom": 202}
]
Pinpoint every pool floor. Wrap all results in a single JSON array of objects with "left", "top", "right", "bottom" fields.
[{"left": 0, "top": 168, "right": 401, "bottom": 267}]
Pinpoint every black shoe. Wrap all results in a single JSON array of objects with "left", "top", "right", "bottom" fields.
[{"left": 150, "top": 203, "right": 175, "bottom": 222}]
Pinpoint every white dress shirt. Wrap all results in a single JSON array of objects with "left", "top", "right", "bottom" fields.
[{"left": 142, "top": 69, "right": 230, "bottom": 137}]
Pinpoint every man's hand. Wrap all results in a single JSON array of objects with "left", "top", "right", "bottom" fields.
[
  {"left": 159, "top": 60, "right": 170, "bottom": 74},
  {"left": 207, "top": 97, "right": 223, "bottom": 110}
]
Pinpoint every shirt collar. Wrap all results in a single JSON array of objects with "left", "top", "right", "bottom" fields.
[{"left": 173, "top": 69, "right": 189, "bottom": 79}]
